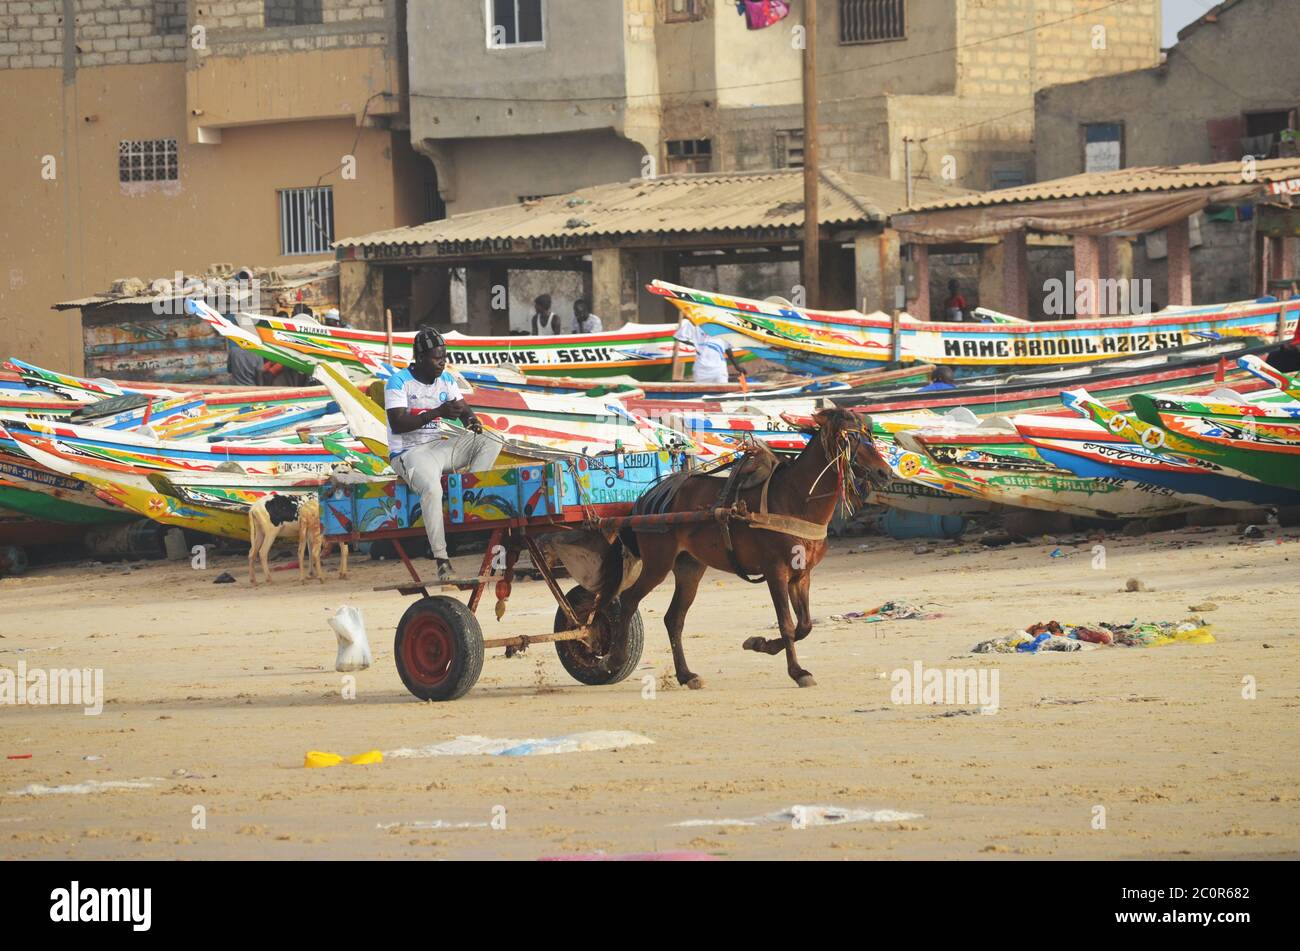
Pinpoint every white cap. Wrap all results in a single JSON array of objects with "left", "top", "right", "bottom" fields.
[{"left": 324, "top": 308, "right": 341, "bottom": 323}]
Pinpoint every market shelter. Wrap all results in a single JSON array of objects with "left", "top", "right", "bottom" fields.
[
  {"left": 891, "top": 158, "right": 1300, "bottom": 322},
  {"left": 332, "top": 168, "right": 963, "bottom": 336}
]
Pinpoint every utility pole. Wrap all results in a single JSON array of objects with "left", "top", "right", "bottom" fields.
[{"left": 802, "top": 0, "right": 820, "bottom": 310}]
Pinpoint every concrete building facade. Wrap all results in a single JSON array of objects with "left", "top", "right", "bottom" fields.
[
  {"left": 1033, "top": 0, "right": 1299, "bottom": 310},
  {"left": 408, "top": 0, "right": 1162, "bottom": 222},
  {"left": 0, "top": 0, "right": 431, "bottom": 373}
]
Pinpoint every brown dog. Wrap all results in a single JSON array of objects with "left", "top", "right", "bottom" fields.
[{"left": 248, "top": 493, "right": 349, "bottom": 585}]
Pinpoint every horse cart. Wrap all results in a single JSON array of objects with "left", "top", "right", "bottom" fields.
[{"left": 319, "top": 449, "right": 691, "bottom": 701}]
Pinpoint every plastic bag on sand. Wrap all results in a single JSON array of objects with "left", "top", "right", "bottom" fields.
[{"left": 330, "top": 606, "right": 372, "bottom": 672}]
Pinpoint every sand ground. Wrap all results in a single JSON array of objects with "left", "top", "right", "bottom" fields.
[{"left": 1, "top": 524, "right": 1297, "bottom": 860}]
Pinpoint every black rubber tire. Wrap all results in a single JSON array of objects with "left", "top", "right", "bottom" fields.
[
  {"left": 394, "top": 596, "right": 484, "bottom": 701},
  {"left": 553, "top": 585, "right": 645, "bottom": 686}
]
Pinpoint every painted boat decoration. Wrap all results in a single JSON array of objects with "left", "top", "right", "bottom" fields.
[
  {"left": 649, "top": 279, "right": 1300, "bottom": 373},
  {"left": 1063, "top": 389, "right": 1300, "bottom": 492},
  {"left": 891, "top": 421, "right": 1194, "bottom": 519},
  {"left": 1011, "top": 412, "right": 1300, "bottom": 509},
  {"left": 835, "top": 339, "right": 1274, "bottom": 416}
]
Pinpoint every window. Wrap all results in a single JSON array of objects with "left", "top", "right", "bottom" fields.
[
  {"left": 775, "top": 129, "right": 804, "bottom": 168},
  {"left": 279, "top": 186, "right": 335, "bottom": 256},
  {"left": 1082, "top": 122, "right": 1123, "bottom": 173},
  {"left": 153, "top": 0, "right": 186, "bottom": 36},
  {"left": 990, "top": 165, "right": 1027, "bottom": 190},
  {"left": 264, "top": 0, "right": 323, "bottom": 28},
  {"left": 487, "top": 0, "right": 545, "bottom": 48},
  {"left": 840, "top": 0, "right": 906, "bottom": 45},
  {"left": 666, "top": 139, "right": 712, "bottom": 173},
  {"left": 663, "top": 0, "right": 704, "bottom": 23},
  {"left": 118, "top": 139, "right": 178, "bottom": 183},
  {"left": 1242, "top": 110, "right": 1297, "bottom": 159}
]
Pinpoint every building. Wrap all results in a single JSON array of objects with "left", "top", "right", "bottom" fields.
[
  {"left": 409, "top": 0, "right": 1163, "bottom": 225},
  {"left": 1036, "top": 0, "right": 1298, "bottom": 179},
  {"left": 0, "top": 0, "right": 432, "bottom": 373},
  {"left": 335, "top": 167, "right": 962, "bottom": 334},
  {"left": 1033, "top": 0, "right": 1299, "bottom": 307},
  {"left": 892, "top": 158, "right": 1300, "bottom": 321}
]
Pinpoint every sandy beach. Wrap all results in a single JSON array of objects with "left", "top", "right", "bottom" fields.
[{"left": 2, "top": 523, "right": 1297, "bottom": 860}]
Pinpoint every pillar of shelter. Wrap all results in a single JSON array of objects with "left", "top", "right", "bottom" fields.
[
  {"left": 338, "top": 259, "right": 384, "bottom": 332},
  {"left": 592, "top": 248, "right": 637, "bottom": 329},
  {"left": 1073, "top": 235, "right": 1102, "bottom": 317},
  {"left": 905, "top": 244, "right": 931, "bottom": 319},
  {"left": 1001, "top": 229, "right": 1029, "bottom": 319},
  {"left": 854, "top": 229, "right": 900, "bottom": 314},
  {"left": 464, "top": 264, "right": 509, "bottom": 336},
  {"left": 1166, "top": 218, "right": 1193, "bottom": 307}
]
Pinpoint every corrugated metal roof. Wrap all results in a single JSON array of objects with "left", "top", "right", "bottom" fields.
[
  {"left": 335, "top": 168, "right": 966, "bottom": 249},
  {"left": 906, "top": 158, "right": 1300, "bottom": 213}
]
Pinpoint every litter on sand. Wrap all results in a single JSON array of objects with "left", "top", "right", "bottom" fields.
[
  {"left": 973, "top": 619, "right": 1216, "bottom": 654},
  {"left": 385, "top": 731, "right": 653, "bottom": 759},
  {"left": 329, "top": 606, "right": 373, "bottom": 672},
  {"left": 304, "top": 750, "right": 383, "bottom": 768},
  {"left": 674, "top": 805, "right": 922, "bottom": 828},
  {"left": 827, "top": 601, "right": 942, "bottom": 623},
  {"left": 376, "top": 819, "right": 489, "bottom": 831},
  {"left": 8, "top": 778, "right": 164, "bottom": 797}
]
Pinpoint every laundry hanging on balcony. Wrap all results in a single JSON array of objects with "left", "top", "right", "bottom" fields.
[{"left": 735, "top": 0, "right": 791, "bottom": 30}]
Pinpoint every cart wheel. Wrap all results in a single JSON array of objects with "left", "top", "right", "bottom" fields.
[
  {"left": 395, "top": 596, "right": 484, "bottom": 701},
  {"left": 553, "top": 585, "right": 644, "bottom": 686}
]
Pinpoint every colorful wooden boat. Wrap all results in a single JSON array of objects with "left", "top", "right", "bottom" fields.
[
  {"left": 1063, "top": 389, "right": 1300, "bottom": 492},
  {"left": 206, "top": 306, "right": 703, "bottom": 382},
  {"left": 835, "top": 339, "right": 1274, "bottom": 416},
  {"left": 1011, "top": 412, "right": 1300, "bottom": 508},
  {"left": 650, "top": 279, "right": 1300, "bottom": 374},
  {"left": 891, "top": 421, "right": 1194, "bottom": 519}
]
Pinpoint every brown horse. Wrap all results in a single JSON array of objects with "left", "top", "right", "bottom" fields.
[{"left": 596, "top": 408, "right": 890, "bottom": 689}]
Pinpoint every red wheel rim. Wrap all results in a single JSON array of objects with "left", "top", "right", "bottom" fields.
[{"left": 402, "top": 613, "right": 455, "bottom": 688}]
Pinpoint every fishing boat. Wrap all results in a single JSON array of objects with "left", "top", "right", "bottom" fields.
[
  {"left": 650, "top": 279, "right": 1300, "bottom": 374},
  {"left": 204, "top": 307, "right": 702, "bottom": 382},
  {"left": 834, "top": 338, "right": 1275, "bottom": 416},
  {"left": 1011, "top": 412, "right": 1300, "bottom": 508},
  {"left": 311, "top": 362, "right": 725, "bottom": 464},
  {"left": 891, "top": 419, "right": 1195, "bottom": 519},
  {"left": 1064, "top": 389, "right": 1300, "bottom": 492}
]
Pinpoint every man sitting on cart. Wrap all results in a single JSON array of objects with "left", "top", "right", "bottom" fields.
[{"left": 386, "top": 328, "right": 500, "bottom": 581}]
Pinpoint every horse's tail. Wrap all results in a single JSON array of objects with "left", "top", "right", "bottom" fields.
[{"left": 596, "top": 528, "right": 641, "bottom": 610}]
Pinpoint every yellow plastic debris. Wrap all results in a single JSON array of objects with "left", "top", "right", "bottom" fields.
[
  {"left": 346, "top": 750, "right": 383, "bottom": 766},
  {"left": 305, "top": 751, "right": 343, "bottom": 769}
]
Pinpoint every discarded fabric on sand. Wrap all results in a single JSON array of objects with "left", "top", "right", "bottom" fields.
[
  {"left": 973, "top": 618, "right": 1215, "bottom": 654},
  {"left": 828, "top": 600, "right": 942, "bottom": 623},
  {"left": 385, "top": 731, "right": 652, "bottom": 759}
]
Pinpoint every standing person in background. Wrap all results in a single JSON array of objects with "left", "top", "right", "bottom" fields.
[
  {"left": 572, "top": 298, "right": 603, "bottom": 335},
  {"left": 531, "top": 294, "right": 561, "bottom": 335},
  {"left": 226, "top": 319, "right": 264, "bottom": 386},
  {"left": 322, "top": 308, "right": 347, "bottom": 329},
  {"left": 943, "top": 280, "right": 969, "bottom": 322},
  {"left": 674, "top": 318, "right": 746, "bottom": 386}
]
